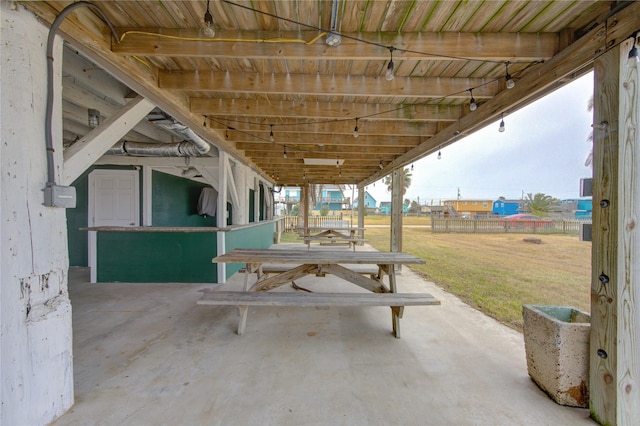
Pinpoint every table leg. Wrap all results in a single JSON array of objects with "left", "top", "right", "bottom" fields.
[
  {"left": 237, "top": 305, "right": 249, "bottom": 335},
  {"left": 238, "top": 263, "right": 263, "bottom": 335},
  {"left": 387, "top": 264, "right": 402, "bottom": 338}
]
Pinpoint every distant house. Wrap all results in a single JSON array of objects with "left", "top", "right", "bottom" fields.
[
  {"left": 492, "top": 199, "right": 525, "bottom": 216},
  {"left": 379, "top": 201, "right": 408, "bottom": 215},
  {"left": 444, "top": 199, "right": 493, "bottom": 218},
  {"left": 559, "top": 198, "right": 592, "bottom": 220},
  {"left": 314, "top": 185, "right": 347, "bottom": 211},
  {"left": 353, "top": 191, "right": 377, "bottom": 209}
]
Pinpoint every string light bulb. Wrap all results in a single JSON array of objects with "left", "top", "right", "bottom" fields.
[
  {"left": 283, "top": 145, "right": 287, "bottom": 158},
  {"left": 505, "top": 62, "right": 515, "bottom": 89},
  {"left": 469, "top": 89, "right": 477, "bottom": 111},
  {"left": 379, "top": 161, "right": 384, "bottom": 170},
  {"left": 269, "top": 125, "right": 274, "bottom": 142},
  {"left": 411, "top": 163, "right": 414, "bottom": 171},
  {"left": 203, "top": 0, "right": 215, "bottom": 37},
  {"left": 498, "top": 114, "right": 506, "bottom": 132},
  {"left": 437, "top": 150, "right": 442, "bottom": 160},
  {"left": 353, "top": 118, "right": 359, "bottom": 138},
  {"left": 385, "top": 47, "right": 395, "bottom": 81},
  {"left": 628, "top": 33, "right": 639, "bottom": 69},
  {"left": 203, "top": 115, "right": 207, "bottom": 127}
]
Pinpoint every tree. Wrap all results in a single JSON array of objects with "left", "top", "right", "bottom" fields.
[
  {"left": 383, "top": 168, "right": 412, "bottom": 196},
  {"left": 409, "top": 200, "right": 420, "bottom": 213},
  {"left": 524, "top": 193, "right": 559, "bottom": 217}
]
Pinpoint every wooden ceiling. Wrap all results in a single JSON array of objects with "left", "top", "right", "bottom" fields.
[{"left": 21, "top": 1, "right": 640, "bottom": 186}]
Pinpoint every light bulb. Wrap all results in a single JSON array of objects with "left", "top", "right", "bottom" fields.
[
  {"left": 505, "top": 62, "right": 515, "bottom": 89},
  {"left": 353, "top": 125, "right": 359, "bottom": 137},
  {"left": 470, "top": 98, "right": 477, "bottom": 111},
  {"left": 203, "top": 1, "right": 215, "bottom": 38},
  {"left": 499, "top": 119, "right": 506, "bottom": 132},
  {"left": 506, "top": 75, "right": 515, "bottom": 89},
  {"left": 283, "top": 146, "right": 287, "bottom": 158},
  {"left": 385, "top": 61, "right": 395, "bottom": 81},
  {"left": 379, "top": 161, "right": 384, "bottom": 170},
  {"left": 437, "top": 151, "right": 442, "bottom": 160},
  {"left": 204, "top": 23, "right": 215, "bottom": 38},
  {"left": 269, "top": 125, "right": 274, "bottom": 142}
]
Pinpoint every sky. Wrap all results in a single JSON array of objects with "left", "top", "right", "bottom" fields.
[{"left": 363, "top": 72, "right": 594, "bottom": 205}]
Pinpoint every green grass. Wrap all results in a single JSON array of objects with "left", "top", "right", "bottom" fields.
[{"left": 280, "top": 225, "right": 591, "bottom": 332}]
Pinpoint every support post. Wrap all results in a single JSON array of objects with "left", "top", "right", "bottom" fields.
[
  {"left": 590, "top": 37, "right": 640, "bottom": 424},
  {"left": 390, "top": 168, "right": 403, "bottom": 254},
  {"left": 217, "top": 152, "right": 229, "bottom": 283},
  {"left": 358, "top": 185, "right": 365, "bottom": 242}
]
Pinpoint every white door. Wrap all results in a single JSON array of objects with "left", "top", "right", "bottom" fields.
[{"left": 88, "top": 170, "right": 140, "bottom": 281}]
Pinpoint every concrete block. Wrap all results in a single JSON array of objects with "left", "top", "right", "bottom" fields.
[{"left": 522, "top": 304, "right": 590, "bottom": 407}]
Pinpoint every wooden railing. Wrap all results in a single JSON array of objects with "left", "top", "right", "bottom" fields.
[
  {"left": 431, "top": 218, "right": 582, "bottom": 234},
  {"left": 282, "top": 215, "right": 353, "bottom": 232}
]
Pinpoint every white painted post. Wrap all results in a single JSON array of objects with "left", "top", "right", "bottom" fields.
[
  {"left": 1, "top": 4, "right": 74, "bottom": 424},
  {"left": 217, "top": 152, "right": 229, "bottom": 283},
  {"left": 358, "top": 185, "right": 365, "bottom": 242},
  {"left": 142, "top": 166, "right": 152, "bottom": 226}
]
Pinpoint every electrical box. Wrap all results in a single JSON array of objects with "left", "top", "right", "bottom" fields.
[
  {"left": 580, "top": 178, "right": 592, "bottom": 197},
  {"left": 44, "top": 185, "right": 77, "bottom": 208}
]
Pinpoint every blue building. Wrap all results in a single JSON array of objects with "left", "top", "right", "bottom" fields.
[
  {"left": 353, "top": 191, "right": 377, "bottom": 209},
  {"left": 314, "top": 185, "right": 346, "bottom": 211},
  {"left": 575, "top": 199, "right": 592, "bottom": 219},
  {"left": 492, "top": 199, "right": 525, "bottom": 216},
  {"left": 379, "top": 201, "right": 408, "bottom": 215}
]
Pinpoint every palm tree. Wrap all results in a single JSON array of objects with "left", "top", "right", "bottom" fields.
[
  {"left": 383, "top": 168, "right": 412, "bottom": 196},
  {"left": 524, "top": 192, "right": 559, "bottom": 217}
]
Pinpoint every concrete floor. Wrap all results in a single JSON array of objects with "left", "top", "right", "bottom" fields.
[{"left": 55, "top": 244, "right": 593, "bottom": 425}]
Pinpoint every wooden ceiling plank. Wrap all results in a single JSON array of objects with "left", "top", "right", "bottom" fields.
[
  {"left": 160, "top": 70, "right": 499, "bottom": 99},
  {"left": 209, "top": 117, "right": 437, "bottom": 137},
  {"left": 192, "top": 98, "right": 462, "bottom": 121},
  {"left": 232, "top": 134, "right": 421, "bottom": 147},
  {"left": 112, "top": 30, "right": 558, "bottom": 61}
]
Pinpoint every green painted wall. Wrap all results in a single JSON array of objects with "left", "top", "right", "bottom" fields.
[
  {"left": 224, "top": 221, "right": 275, "bottom": 278},
  {"left": 97, "top": 231, "right": 217, "bottom": 282},
  {"left": 67, "top": 169, "right": 90, "bottom": 267},
  {"left": 152, "top": 170, "right": 217, "bottom": 226}
]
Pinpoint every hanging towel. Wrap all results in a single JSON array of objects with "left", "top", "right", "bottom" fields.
[{"left": 197, "top": 187, "right": 218, "bottom": 217}]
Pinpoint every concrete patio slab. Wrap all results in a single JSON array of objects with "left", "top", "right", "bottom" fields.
[{"left": 55, "top": 245, "right": 593, "bottom": 425}]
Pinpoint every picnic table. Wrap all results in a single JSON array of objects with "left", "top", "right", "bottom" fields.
[
  {"left": 199, "top": 248, "right": 440, "bottom": 337},
  {"left": 299, "top": 227, "right": 366, "bottom": 251}
]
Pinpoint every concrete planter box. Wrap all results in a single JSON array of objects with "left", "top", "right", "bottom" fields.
[{"left": 522, "top": 305, "right": 590, "bottom": 407}]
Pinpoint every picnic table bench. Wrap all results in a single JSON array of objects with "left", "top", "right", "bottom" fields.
[
  {"left": 199, "top": 249, "right": 440, "bottom": 338},
  {"left": 298, "top": 227, "right": 366, "bottom": 251}
]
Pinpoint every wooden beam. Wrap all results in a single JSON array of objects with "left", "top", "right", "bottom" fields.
[
  {"left": 113, "top": 29, "right": 558, "bottom": 62},
  {"left": 207, "top": 116, "right": 440, "bottom": 136},
  {"left": 363, "top": 1, "right": 640, "bottom": 186},
  {"left": 236, "top": 133, "right": 422, "bottom": 149},
  {"left": 63, "top": 96, "right": 155, "bottom": 185},
  {"left": 193, "top": 99, "right": 462, "bottom": 122},
  {"left": 160, "top": 71, "right": 498, "bottom": 99},
  {"left": 240, "top": 146, "right": 409, "bottom": 156}
]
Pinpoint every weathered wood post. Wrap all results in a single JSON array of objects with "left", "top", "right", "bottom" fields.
[{"left": 590, "top": 35, "right": 640, "bottom": 425}]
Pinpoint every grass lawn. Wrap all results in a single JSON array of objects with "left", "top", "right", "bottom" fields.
[{"left": 280, "top": 223, "right": 591, "bottom": 332}]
